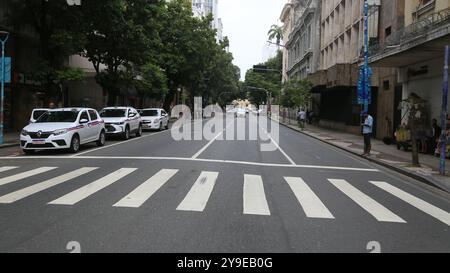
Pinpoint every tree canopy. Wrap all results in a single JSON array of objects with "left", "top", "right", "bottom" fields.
[{"left": 9, "top": 0, "right": 241, "bottom": 110}]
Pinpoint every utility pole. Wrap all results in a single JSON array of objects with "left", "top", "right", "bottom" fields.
[
  {"left": 440, "top": 45, "right": 449, "bottom": 175},
  {"left": 0, "top": 31, "right": 9, "bottom": 145},
  {"left": 363, "top": 0, "right": 370, "bottom": 114}
]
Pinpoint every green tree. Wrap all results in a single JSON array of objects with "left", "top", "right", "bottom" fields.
[
  {"left": 7, "top": 0, "right": 86, "bottom": 102},
  {"left": 244, "top": 50, "right": 283, "bottom": 107},
  {"left": 281, "top": 79, "right": 313, "bottom": 110},
  {"left": 78, "top": 0, "right": 154, "bottom": 105}
]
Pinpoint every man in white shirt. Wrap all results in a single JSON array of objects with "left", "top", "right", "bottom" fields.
[
  {"left": 298, "top": 109, "right": 306, "bottom": 130},
  {"left": 362, "top": 112, "right": 374, "bottom": 155}
]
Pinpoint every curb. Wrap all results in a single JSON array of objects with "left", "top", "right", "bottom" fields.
[
  {"left": 0, "top": 143, "right": 20, "bottom": 149},
  {"left": 277, "top": 120, "right": 450, "bottom": 193}
]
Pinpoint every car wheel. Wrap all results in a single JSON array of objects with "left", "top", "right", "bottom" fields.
[
  {"left": 136, "top": 125, "right": 142, "bottom": 137},
  {"left": 165, "top": 122, "right": 169, "bottom": 130},
  {"left": 23, "top": 149, "right": 35, "bottom": 155},
  {"left": 69, "top": 134, "right": 80, "bottom": 153},
  {"left": 97, "top": 130, "right": 106, "bottom": 147},
  {"left": 123, "top": 126, "right": 130, "bottom": 140},
  {"left": 159, "top": 122, "right": 163, "bottom": 131}
]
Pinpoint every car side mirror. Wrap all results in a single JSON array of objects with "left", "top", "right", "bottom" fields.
[{"left": 80, "top": 119, "right": 89, "bottom": 124}]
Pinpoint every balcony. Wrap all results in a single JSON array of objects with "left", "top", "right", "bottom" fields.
[{"left": 369, "top": 7, "right": 450, "bottom": 67}]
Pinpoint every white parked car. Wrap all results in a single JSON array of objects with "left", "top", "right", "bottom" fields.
[
  {"left": 21, "top": 108, "right": 106, "bottom": 154},
  {"left": 139, "top": 108, "right": 169, "bottom": 131},
  {"left": 100, "top": 107, "right": 142, "bottom": 140},
  {"left": 29, "top": 108, "right": 50, "bottom": 123}
]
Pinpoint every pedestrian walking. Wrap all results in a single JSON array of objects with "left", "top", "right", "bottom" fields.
[
  {"left": 298, "top": 109, "right": 306, "bottom": 130},
  {"left": 361, "top": 112, "right": 373, "bottom": 156}
]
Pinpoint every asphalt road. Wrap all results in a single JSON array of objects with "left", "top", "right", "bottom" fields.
[{"left": 0, "top": 116, "right": 449, "bottom": 253}]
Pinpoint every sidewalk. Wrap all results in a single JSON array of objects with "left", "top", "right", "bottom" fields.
[
  {"left": 0, "top": 132, "right": 20, "bottom": 148},
  {"left": 277, "top": 117, "right": 450, "bottom": 193}
]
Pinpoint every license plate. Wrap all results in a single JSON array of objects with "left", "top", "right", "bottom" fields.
[{"left": 32, "top": 141, "right": 46, "bottom": 145}]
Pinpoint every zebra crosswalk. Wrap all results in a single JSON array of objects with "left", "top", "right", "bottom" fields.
[{"left": 0, "top": 165, "right": 449, "bottom": 226}]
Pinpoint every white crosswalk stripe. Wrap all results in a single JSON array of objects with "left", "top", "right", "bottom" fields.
[
  {"left": 176, "top": 171, "right": 219, "bottom": 212},
  {"left": 1, "top": 165, "right": 449, "bottom": 226},
  {"left": 285, "top": 177, "right": 334, "bottom": 219},
  {"left": 48, "top": 168, "right": 137, "bottom": 206},
  {"left": 114, "top": 169, "right": 179, "bottom": 208},
  {"left": 329, "top": 179, "right": 406, "bottom": 223},
  {"left": 0, "top": 166, "right": 18, "bottom": 173},
  {"left": 371, "top": 181, "right": 450, "bottom": 226},
  {"left": 243, "top": 174, "right": 270, "bottom": 216},
  {"left": 0, "top": 168, "right": 98, "bottom": 204},
  {"left": 0, "top": 167, "right": 57, "bottom": 187}
]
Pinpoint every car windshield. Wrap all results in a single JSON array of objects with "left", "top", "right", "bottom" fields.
[
  {"left": 33, "top": 110, "right": 48, "bottom": 120},
  {"left": 141, "top": 110, "right": 159, "bottom": 117},
  {"left": 100, "top": 109, "right": 126, "bottom": 118},
  {"left": 36, "top": 111, "right": 79, "bottom": 123}
]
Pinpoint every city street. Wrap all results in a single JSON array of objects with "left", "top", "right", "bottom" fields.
[{"left": 0, "top": 116, "right": 449, "bottom": 253}]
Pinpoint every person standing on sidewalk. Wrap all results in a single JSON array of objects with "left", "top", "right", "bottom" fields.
[
  {"left": 362, "top": 112, "right": 374, "bottom": 156},
  {"left": 298, "top": 109, "right": 306, "bottom": 130}
]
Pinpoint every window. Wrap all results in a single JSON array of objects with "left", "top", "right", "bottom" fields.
[
  {"left": 383, "top": 80, "right": 390, "bottom": 91},
  {"left": 88, "top": 110, "right": 99, "bottom": 121},
  {"left": 80, "top": 111, "right": 89, "bottom": 121},
  {"left": 100, "top": 109, "right": 126, "bottom": 118},
  {"left": 385, "top": 26, "right": 392, "bottom": 38},
  {"left": 36, "top": 111, "right": 80, "bottom": 123}
]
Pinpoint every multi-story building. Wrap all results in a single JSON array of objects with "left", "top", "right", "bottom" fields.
[
  {"left": 280, "top": 1, "right": 295, "bottom": 83},
  {"left": 304, "top": 0, "right": 382, "bottom": 136},
  {"left": 191, "top": 0, "right": 223, "bottom": 41},
  {"left": 282, "top": 0, "right": 322, "bottom": 81},
  {"left": 370, "top": 0, "right": 450, "bottom": 134}
]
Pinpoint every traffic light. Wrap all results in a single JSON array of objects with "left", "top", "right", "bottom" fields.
[{"left": 253, "top": 65, "right": 268, "bottom": 73}]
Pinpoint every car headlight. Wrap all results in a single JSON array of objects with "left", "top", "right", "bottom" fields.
[
  {"left": 154, "top": 119, "right": 161, "bottom": 124},
  {"left": 53, "top": 129, "right": 68, "bottom": 136},
  {"left": 113, "top": 122, "right": 125, "bottom": 125},
  {"left": 21, "top": 129, "right": 29, "bottom": 136}
]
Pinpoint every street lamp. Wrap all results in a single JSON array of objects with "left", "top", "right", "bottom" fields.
[{"left": 0, "top": 31, "right": 9, "bottom": 145}]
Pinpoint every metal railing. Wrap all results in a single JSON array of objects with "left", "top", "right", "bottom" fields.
[{"left": 369, "top": 7, "right": 450, "bottom": 56}]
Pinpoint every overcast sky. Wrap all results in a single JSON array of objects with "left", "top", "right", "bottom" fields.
[{"left": 219, "top": 0, "right": 287, "bottom": 80}]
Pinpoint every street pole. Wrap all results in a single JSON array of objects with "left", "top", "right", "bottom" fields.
[
  {"left": 440, "top": 45, "right": 449, "bottom": 175},
  {"left": 0, "top": 31, "right": 9, "bottom": 145},
  {"left": 363, "top": 0, "right": 369, "bottom": 114}
]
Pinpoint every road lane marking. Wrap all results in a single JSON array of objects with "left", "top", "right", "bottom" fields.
[
  {"left": 285, "top": 177, "right": 334, "bottom": 219},
  {"left": 261, "top": 127, "right": 296, "bottom": 165},
  {"left": 0, "top": 167, "right": 98, "bottom": 203},
  {"left": 0, "top": 166, "right": 18, "bottom": 173},
  {"left": 48, "top": 168, "right": 137, "bottom": 205},
  {"left": 0, "top": 156, "right": 380, "bottom": 172},
  {"left": 73, "top": 119, "right": 206, "bottom": 158},
  {"left": 191, "top": 122, "right": 233, "bottom": 159},
  {"left": 176, "top": 171, "right": 219, "bottom": 212},
  {"left": 329, "top": 179, "right": 406, "bottom": 223},
  {"left": 0, "top": 167, "right": 57, "bottom": 187},
  {"left": 371, "top": 181, "right": 450, "bottom": 226},
  {"left": 114, "top": 169, "right": 179, "bottom": 208},
  {"left": 243, "top": 175, "right": 270, "bottom": 216}
]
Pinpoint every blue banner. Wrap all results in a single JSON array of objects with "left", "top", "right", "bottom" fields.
[
  {"left": 0, "top": 57, "right": 11, "bottom": 83},
  {"left": 357, "top": 66, "right": 372, "bottom": 105}
]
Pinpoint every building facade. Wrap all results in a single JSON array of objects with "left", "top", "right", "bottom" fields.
[
  {"left": 283, "top": 0, "right": 322, "bottom": 81},
  {"left": 191, "top": 0, "right": 223, "bottom": 41},
  {"left": 370, "top": 0, "right": 450, "bottom": 136},
  {"left": 308, "top": 0, "right": 381, "bottom": 136}
]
